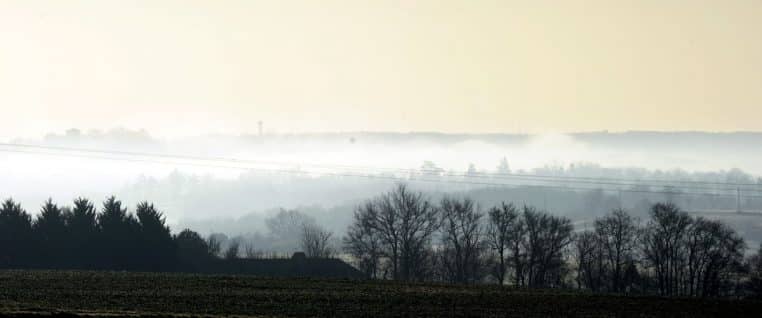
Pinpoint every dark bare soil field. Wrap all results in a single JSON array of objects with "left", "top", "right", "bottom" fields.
[{"left": 0, "top": 270, "right": 760, "bottom": 317}]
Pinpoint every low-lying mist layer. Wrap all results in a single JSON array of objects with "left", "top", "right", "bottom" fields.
[{"left": 1, "top": 129, "right": 760, "bottom": 242}]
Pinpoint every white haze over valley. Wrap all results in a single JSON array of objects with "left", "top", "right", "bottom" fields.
[{"left": 1, "top": 128, "right": 761, "bottom": 237}]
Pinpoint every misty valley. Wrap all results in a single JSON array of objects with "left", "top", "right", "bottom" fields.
[
  {"left": 1, "top": 130, "right": 762, "bottom": 317},
  {"left": 4, "top": 1, "right": 762, "bottom": 315}
]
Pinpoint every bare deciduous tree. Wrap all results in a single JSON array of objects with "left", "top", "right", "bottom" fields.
[
  {"left": 748, "top": 244, "right": 762, "bottom": 299},
  {"left": 522, "top": 206, "right": 573, "bottom": 288},
  {"left": 345, "top": 184, "right": 439, "bottom": 281},
  {"left": 266, "top": 209, "right": 316, "bottom": 251},
  {"left": 643, "top": 203, "right": 746, "bottom": 297},
  {"left": 377, "top": 184, "right": 439, "bottom": 281},
  {"left": 574, "top": 230, "right": 604, "bottom": 292},
  {"left": 440, "top": 196, "right": 483, "bottom": 284},
  {"left": 301, "top": 223, "right": 334, "bottom": 258},
  {"left": 684, "top": 217, "right": 745, "bottom": 297},
  {"left": 343, "top": 201, "right": 383, "bottom": 278},
  {"left": 207, "top": 234, "right": 223, "bottom": 258},
  {"left": 642, "top": 203, "right": 692, "bottom": 297},
  {"left": 485, "top": 202, "right": 520, "bottom": 285},
  {"left": 224, "top": 239, "right": 241, "bottom": 260},
  {"left": 595, "top": 209, "right": 638, "bottom": 293},
  {"left": 243, "top": 242, "right": 262, "bottom": 259}
]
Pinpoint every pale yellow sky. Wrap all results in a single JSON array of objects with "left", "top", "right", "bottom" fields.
[{"left": 1, "top": 0, "right": 761, "bottom": 137}]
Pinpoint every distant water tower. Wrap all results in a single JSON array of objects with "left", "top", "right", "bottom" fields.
[{"left": 258, "top": 121, "right": 263, "bottom": 137}]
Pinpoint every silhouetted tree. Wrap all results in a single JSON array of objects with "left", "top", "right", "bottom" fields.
[
  {"left": 97, "top": 196, "right": 139, "bottom": 269},
  {"left": 508, "top": 211, "right": 528, "bottom": 286},
  {"left": 486, "top": 202, "right": 520, "bottom": 285},
  {"left": 243, "top": 241, "right": 261, "bottom": 259},
  {"left": 642, "top": 203, "right": 745, "bottom": 297},
  {"left": 175, "top": 229, "right": 212, "bottom": 271},
  {"left": 574, "top": 230, "right": 604, "bottom": 291},
  {"left": 33, "top": 199, "right": 66, "bottom": 268},
  {"left": 522, "top": 206, "right": 573, "bottom": 288},
  {"left": 266, "top": 209, "right": 315, "bottom": 252},
  {"left": 368, "top": 184, "right": 439, "bottom": 281},
  {"left": 595, "top": 209, "right": 638, "bottom": 293},
  {"left": 0, "top": 198, "right": 34, "bottom": 267},
  {"left": 642, "top": 203, "right": 692, "bottom": 296},
  {"left": 440, "top": 196, "right": 483, "bottom": 284},
  {"left": 207, "top": 233, "right": 225, "bottom": 258},
  {"left": 65, "top": 197, "right": 98, "bottom": 269},
  {"left": 747, "top": 244, "right": 762, "bottom": 299},
  {"left": 224, "top": 239, "right": 241, "bottom": 260},
  {"left": 301, "top": 223, "right": 333, "bottom": 258},
  {"left": 136, "top": 202, "right": 175, "bottom": 271},
  {"left": 683, "top": 217, "right": 745, "bottom": 297},
  {"left": 344, "top": 201, "right": 383, "bottom": 278}
]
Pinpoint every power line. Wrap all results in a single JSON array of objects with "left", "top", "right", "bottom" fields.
[
  {"left": 0, "top": 143, "right": 757, "bottom": 196},
  {"left": 1, "top": 142, "right": 761, "bottom": 191},
  {"left": 1, "top": 147, "right": 761, "bottom": 200}
]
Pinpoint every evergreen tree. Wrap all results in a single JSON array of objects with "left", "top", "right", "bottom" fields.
[
  {"left": 0, "top": 198, "right": 34, "bottom": 267},
  {"left": 136, "top": 202, "right": 175, "bottom": 271},
  {"left": 65, "top": 197, "right": 98, "bottom": 269},
  {"left": 97, "top": 196, "right": 139, "bottom": 269},
  {"left": 175, "top": 229, "right": 212, "bottom": 272},
  {"left": 33, "top": 199, "right": 67, "bottom": 268}
]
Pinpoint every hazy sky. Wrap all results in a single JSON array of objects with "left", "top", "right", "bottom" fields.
[{"left": 1, "top": 0, "right": 761, "bottom": 138}]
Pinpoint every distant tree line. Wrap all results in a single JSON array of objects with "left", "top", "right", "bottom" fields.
[
  {"left": 0, "top": 196, "right": 332, "bottom": 273},
  {"left": 344, "top": 184, "right": 762, "bottom": 299},
  {"left": 3, "top": 185, "right": 762, "bottom": 299}
]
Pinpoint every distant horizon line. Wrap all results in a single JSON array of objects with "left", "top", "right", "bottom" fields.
[
  {"left": 33, "top": 127, "right": 762, "bottom": 134},
  {"left": 26, "top": 128, "right": 762, "bottom": 139}
]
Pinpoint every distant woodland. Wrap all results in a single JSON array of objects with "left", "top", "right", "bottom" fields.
[{"left": 2, "top": 184, "right": 762, "bottom": 299}]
